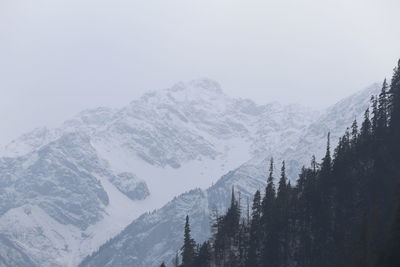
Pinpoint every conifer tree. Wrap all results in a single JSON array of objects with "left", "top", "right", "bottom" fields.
[
  {"left": 181, "top": 215, "right": 196, "bottom": 267},
  {"left": 159, "top": 262, "right": 166, "bottom": 267},
  {"left": 265, "top": 157, "right": 276, "bottom": 199},
  {"left": 360, "top": 108, "right": 372, "bottom": 142},
  {"left": 261, "top": 158, "right": 278, "bottom": 266},
  {"left": 321, "top": 132, "right": 332, "bottom": 174},
  {"left": 377, "top": 79, "right": 389, "bottom": 136},
  {"left": 226, "top": 187, "right": 241, "bottom": 235},
  {"left": 371, "top": 95, "right": 379, "bottom": 134},
  {"left": 213, "top": 187, "right": 241, "bottom": 266},
  {"left": 276, "top": 161, "right": 290, "bottom": 266},
  {"left": 246, "top": 190, "right": 262, "bottom": 267},
  {"left": 277, "top": 161, "right": 287, "bottom": 198},
  {"left": 315, "top": 132, "right": 335, "bottom": 266}
]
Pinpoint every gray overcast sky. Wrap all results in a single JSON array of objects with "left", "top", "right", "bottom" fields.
[{"left": 0, "top": 0, "right": 399, "bottom": 145}]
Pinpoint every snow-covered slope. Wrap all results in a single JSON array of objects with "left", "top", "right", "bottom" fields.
[
  {"left": 288, "top": 83, "right": 381, "bottom": 170},
  {"left": 0, "top": 79, "right": 380, "bottom": 266},
  {"left": 80, "top": 158, "right": 268, "bottom": 267},
  {"left": 0, "top": 132, "right": 151, "bottom": 266},
  {"left": 80, "top": 83, "right": 381, "bottom": 267}
]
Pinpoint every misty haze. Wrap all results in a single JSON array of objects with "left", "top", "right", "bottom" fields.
[{"left": 0, "top": 1, "right": 399, "bottom": 267}]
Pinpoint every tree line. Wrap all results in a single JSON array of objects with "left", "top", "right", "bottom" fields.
[{"left": 161, "top": 59, "right": 400, "bottom": 267}]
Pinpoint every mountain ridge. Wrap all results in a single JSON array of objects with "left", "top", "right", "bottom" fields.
[{"left": 0, "top": 79, "right": 380, "bottom": 266}]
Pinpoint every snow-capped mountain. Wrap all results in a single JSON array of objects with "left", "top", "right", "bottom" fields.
[
  {"left": 80, "top": 84, "right": 381, "bottom": 267},
  {"left": 0, "top": 79, "right": 379, "bottom": 266}
]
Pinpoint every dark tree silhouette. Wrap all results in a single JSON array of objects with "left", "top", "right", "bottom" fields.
[{"left": 169, "top": 59, "right": 400, "bottom": 267}]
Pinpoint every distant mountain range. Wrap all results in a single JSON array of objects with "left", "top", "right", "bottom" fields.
[{"left": 0, "top": 79, "right": 379, "bottom": 266}]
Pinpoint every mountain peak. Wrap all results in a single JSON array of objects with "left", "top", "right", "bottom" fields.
[
  {"left": 136, "top": 78, "right": 227, "bottom": 107},
  {"left": 169, "top": 78, "right": 223, "bottom": 95}
]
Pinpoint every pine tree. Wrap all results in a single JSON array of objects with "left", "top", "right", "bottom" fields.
[
  {"left": 213, "top": 187, "right": 241, "bottom": 266},
  {"left": 360, "top": 108, "right": 372, "bottom": 142},
  {"left": 226, "top": 187, "right": 241, "bottom": 236},
  {"left": 321, "top": 132, "right": 332, "bottom": 174},
  {"left": 371, "top": 95, "right": 379, "bottom": 134},
  {"left": 159, "top": 262, "right": 166, "bottom": 267},
  {"left": 226, "top": 188, "right": 241, "bottom": 266},
  {"left": 277, "top": 161, "right": 287, "bottom": 198},
  {"left": 276, "top": 161, "right": 290, "bottom": 266},
  {"left": 181, "top": 215, "right": 196, "bottom": 267},
  {"left": 377, "top": 79, "right": 389, "bottom": 137},
  {"left": 314, "top": 132, "right": 335, "bottom": 267},
  {"left": 295, "top": 165, "right": 317, "bottom": 266},
  {"left": 261, "top": 158, "right": 278, "bottom": 266},
  {"left": 265, "top": 157, "right": 276, "bottom": 199},
  {"left": 246, "top": 190, "right": 262, "bottom": 267}
]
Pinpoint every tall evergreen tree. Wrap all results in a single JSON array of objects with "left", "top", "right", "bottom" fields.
[
  {"left": 226, "top": 187, "right": 241, "bottom": 236},
  {"left": 276, "top": 161, "right": 290, "bottom": 267},
  {"left": 321, "top": 132, "right": 332, "bottom": 174},
  {"left": 246, "top": 190, "right": 262, "bottom": 267},
  {"left": 213, "top": 187, "right": 241, "bottom": 266},
  {"left": 277, "top": 161, "right": 287, "bottom": 199},
  {"left": 261, "top": 158, "right": 278, "bottom": 267},
  {"left": 360, "top": 108, "right": 372, "bottom": 142},
  {"left": 265, "top": 157, "right": 276, "bottom": 199},
  {"left": 181, "top": 215, "right": 196, "bottom": 267},
  {"left": 377, "top": 79, "right": 389, "bottom": 137},
  {"left": 371, "top": 95, "right": 379, "bottom": 133}
]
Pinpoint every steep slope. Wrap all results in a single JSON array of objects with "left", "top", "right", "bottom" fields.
[
  {"left": 288, "top": 83, "right": 381, "bottom": 170},
  {"left": 80, "top": 84, "right": 380, "bottom": 267},
  {"left": 80, "top": 158, "right": 268, "bottom": 267},
  {"left": 0, "top": 132, "right": 149, "bottom": 266}
]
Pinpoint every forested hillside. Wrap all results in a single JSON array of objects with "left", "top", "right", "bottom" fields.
[{"left": 171, "top": 60, "right": 400, "bottom": 267}]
